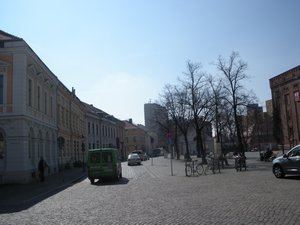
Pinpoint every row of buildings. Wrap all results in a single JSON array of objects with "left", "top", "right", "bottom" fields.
[
  {"left": 0, "top": 30, "right": 168, "bottom": 184},
  {"left": 0, "top": 30, "right": 298, "bottom": 183}
]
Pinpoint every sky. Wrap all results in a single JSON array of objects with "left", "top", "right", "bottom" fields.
[{"left": 1, "top": 0, "right": 300, "bottom": 125}]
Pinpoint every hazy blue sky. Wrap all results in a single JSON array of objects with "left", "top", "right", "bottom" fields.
[{"left": 1, "top": 0, "right": 300, "bottom": 124}]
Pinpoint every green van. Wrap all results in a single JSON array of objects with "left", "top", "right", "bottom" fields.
[{"left": 87, "top": 148, "right": 122, "bottom": 184}]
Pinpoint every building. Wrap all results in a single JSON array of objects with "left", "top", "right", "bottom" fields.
[
  {"left": 0, "top": 30, "right": 59, "bottom": 183},
  {"left": 82, "top": 103, "right": 127, "bottom": 159},
  {"left": 269, "top": 65, "right": 300, "bottom": 148},
  {"left": 124, "top": 119, "right": 152, "bottom": 156},
  {"left": 144, "top": 103, "right": 168, "bottom": 149},
  {"left": 243, "top": 103, "right": 276, "bottom": 151},
  {"left": 57, "top": 85, "right": 86, "bottom": 169}
]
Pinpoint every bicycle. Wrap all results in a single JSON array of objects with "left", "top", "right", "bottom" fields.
[
  {"left": 204, "top": 157, "right": 220, "bottom": 175},
  {"left": 234, "top": 155, "right": 246, "bottom": 172},
  {"left": 185, "top": 159, "right": 204, "bottom": 177}
]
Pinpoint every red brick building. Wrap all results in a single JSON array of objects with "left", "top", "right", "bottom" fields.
[{"left": 270, "top": 65, "right": 300, "bottom": 149}]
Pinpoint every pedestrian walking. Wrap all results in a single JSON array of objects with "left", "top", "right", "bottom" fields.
[{"left": 38, "top": 156, "right": 48, "bottom": 182}]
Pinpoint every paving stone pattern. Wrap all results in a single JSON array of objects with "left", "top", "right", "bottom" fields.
[{"left": 0, "top": 152, "right": 299, "bottom": 225}]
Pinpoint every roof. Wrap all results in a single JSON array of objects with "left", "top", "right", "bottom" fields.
[{"left": 0, "top": 30, "right": 22, "bottom": 41}]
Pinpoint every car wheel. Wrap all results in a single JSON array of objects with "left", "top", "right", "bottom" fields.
[
  {"left": 273, "top": 165, "right": 285, "bottom": 178},
  {"left": 90, "top": 178, "right": 95, "bottom": 184}
]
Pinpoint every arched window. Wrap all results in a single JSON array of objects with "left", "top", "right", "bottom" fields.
[{"left": 0, "top": 132, "right": 4, "bottom": 159}]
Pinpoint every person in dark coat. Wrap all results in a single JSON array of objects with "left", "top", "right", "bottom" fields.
[{"left": 38, "top": 157, "right": 47, "bottom": 182}]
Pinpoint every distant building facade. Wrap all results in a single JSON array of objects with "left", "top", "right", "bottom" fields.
[
  {"left": 82, "top": 103, "right": 127, "bottom": 159},
  {"left": 144, "top": 103, "right": 168, "bottom": 149},
  {"left": 57, "top": 85, "right": 86, "bottom": 169},
  {"left": 243, "top": 103, "right": 276, "bottom": 151},
  {"left": 124, "top": 119, "right": 152, "bottom": 156},
  {"left": 270, "top": 65, "right": 300, "bottom": 148}
]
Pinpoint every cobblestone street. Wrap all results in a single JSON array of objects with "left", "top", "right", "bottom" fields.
[{"left": 0, "top": 152, "right": 299, "bottom": 225}]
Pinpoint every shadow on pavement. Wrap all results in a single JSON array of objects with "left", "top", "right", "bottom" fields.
[
  {"left": 281, "top": 175, "right": 300, "bottom": 180},
  {"left": 91, "top": 177, "right": 130, "bottom": 186},
  {"left": 0, "top": 174, "right": 87, "bottom": 214}
]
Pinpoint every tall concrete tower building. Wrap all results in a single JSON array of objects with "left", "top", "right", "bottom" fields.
[{"left": 144, "top": 103, "right": 168, "bottom": 149}]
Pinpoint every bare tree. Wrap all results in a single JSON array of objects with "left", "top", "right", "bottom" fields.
[
  {"left": 180, "top": 61, "right": 213, "bottom": 163},
  {"left": 216, "top": 51, "right": 253, "bottom": 154},
  {"left": 160, "top": 84, "right": 193, "bottom": 159},
  {"left": 208, "top": 75, "right": 223, "bottom": 144}
]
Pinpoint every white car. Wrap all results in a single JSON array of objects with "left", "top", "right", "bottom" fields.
[{"left": 127, "top": 153, "right": 142, "bottom": 166}]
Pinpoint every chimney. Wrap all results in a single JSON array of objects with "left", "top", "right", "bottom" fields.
[{"left": 129, "top": 118, "right": 132, "bottom": 124}]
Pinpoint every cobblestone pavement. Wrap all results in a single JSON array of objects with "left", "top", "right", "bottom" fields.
[{"left": 0, "top": 152, "right": 299, "bottom": 225}]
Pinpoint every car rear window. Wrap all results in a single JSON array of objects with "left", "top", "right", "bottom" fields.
[
  {"left": 90, "top": 152, "right": 101, "bottom": 163},
  {"left": 102, "top": 152, "right": 113, "bottom": 163},
  {"left": 89, "top": 152, "right": 113, "bottom": 163}
]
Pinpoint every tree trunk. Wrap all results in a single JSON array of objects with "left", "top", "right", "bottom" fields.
[
  {"left": 184, "top": 134, "right": 191, "bottom": 160},
  {"left": 234, "top": 106, "right": 245, "bottom": 155},
  {"left": 174, "top": 127, "right": 180, "bottom": 160}
]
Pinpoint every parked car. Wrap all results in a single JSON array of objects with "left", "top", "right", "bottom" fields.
[
  {"left": 151, "top": 148, "right": 162, "bottom": 157},
  {"left": 127, "top": 153, "right": 142, "bottom": 166},
  {"left": 131, "top": 150, "right": 145, "bottom": 161},
  {"left": 272, "top": 145, "right": 300, "bottom": 178},
  {"left": 87, "top": 148, "right": 122, "bottom": 184}
]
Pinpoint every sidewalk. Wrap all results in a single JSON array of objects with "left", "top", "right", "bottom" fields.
[
  {"left": 157, "top": 151, "right": 273, "bottom": 176},
  {"left": 0, "top": 168, "right": 86, "bottom": 213}
]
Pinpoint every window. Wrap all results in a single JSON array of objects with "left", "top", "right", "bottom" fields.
[
  {"left": 0, "top": 132, "right": 4, "bottom": 159},
  {"left": 50, "top": 96, "right": 53, "bottom": 117},
  {"left": 0, "top": 75, "right": 3, "bottom": 104},
  {"left": 37, "top": 86, "right": 41, "bottom": 110},
  {"left": 284, "top": 94, "right": 290, "bottom": 105},
  {"left": 44, "top": 92, "right": 48, "bottom": 114},
  {"left": 89, "top": 152, "right": 101, "bottom": 163},
  {"left": 62, "top": 108, "right": 65, "bottom": 126},
  {"left": 102, "top": 152, "right": 112, "bottom": 163},
  {"left": 288, "top": 146, "right": 300, "bottom": 157},
  {"left": 88, "top": 122, "right": 91, "bottom": 134},
  {"left": 28, "top": 79, "right": 32, "bottom": 106}
]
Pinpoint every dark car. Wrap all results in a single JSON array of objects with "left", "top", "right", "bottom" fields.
[{"left": 272, "top": 145, "right": 300, "bottom": 178}]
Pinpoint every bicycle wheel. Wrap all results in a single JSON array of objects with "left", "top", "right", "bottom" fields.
[
  {"left": 211, "top": 161, "right": 215, "bottom": 174},
  {"left": 203, "top": 164, "right": 209, "bottom": 175},
  {"left": 214, "top": 159, "right": 221, "bottom": 173},
  {"left": 185, "top": 164, "right": 192, "bottom": 177},
  {"left": 196, "top": 164, "right": 204, "bottom": 175},
  {"left": 234, "top": 158, "right": 239, "bottom": 172}
]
